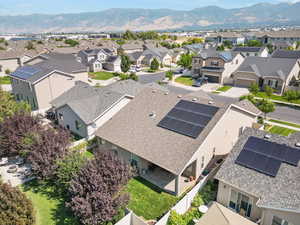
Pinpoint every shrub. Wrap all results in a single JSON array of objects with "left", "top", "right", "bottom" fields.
[
  {"left": 129, "top": 72, "right": 138, "bottom": 81},
  {"left": 64, "top": 39, "right": 79, "bottom": 47},
  {"left": 4, "top": 69, "right": 10, "bottom": 74},
  {"left": 167, "top": 210, "right": 185, "bottom": 225},
  {"left": 150, "top": 58, "right": 160, "bottom": 71},
  {"left": 25, "top": 41, "right": 35, "bottom": 50},
  {"left": 249, "top": 83, "right": 259, "bottom": 94},
  {"left": 284, "top": 90, "right": 300, "bottom": 101},
  {"left": 0, "top": 181, "right": 35, "bottom": 225},
  {"left": 166, "top": 71, "right": 173, "bottom": 80},
  {"left": 264, "top": 85, "right": 274, "bottom": 97}
]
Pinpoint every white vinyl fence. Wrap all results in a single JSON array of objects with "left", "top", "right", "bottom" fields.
[{"left": 115, "top": 211, "right": 148, "bottom": 225}]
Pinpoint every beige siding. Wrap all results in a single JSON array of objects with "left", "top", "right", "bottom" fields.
[
  {"left": 34, "top": 72, "right": 75, "bottom": 110},
  {"left": 262, "top": 208, "right": 300, "bottom": 225},
  {"left": 217, "top": 181, "right": 262, "bottom": 222},
  {"left": 185, "top": 107, "right": 256, "bottom": 178},
  {"left": 222, "top": 54, "right": 244, "bottom": 84},
  {"left": 205, "top": 57, "right": 225, "bottom": 67}
]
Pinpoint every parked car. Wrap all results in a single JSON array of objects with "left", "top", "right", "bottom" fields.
[{"left": 192, "top": 77, "right": 208, "bottom": 87}]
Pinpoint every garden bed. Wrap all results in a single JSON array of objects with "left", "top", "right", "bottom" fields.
[{"left": 216, "top": 86, "right": 232, "bottom": 92}]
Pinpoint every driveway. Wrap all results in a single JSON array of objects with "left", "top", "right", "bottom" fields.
[
  {"left": 199, "top": 83, "right": 220, "bottom": 92},
  {"left": 219, "top": 87, "right": 249, "bottom": 98}
]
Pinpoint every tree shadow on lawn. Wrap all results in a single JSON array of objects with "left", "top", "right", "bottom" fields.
[{"left": 22, "top": 179, "right": 80, "bottom": 225}]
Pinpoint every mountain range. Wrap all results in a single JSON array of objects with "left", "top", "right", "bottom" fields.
[{"left": 2, "top": 2, "right": 300, "bottom": 34}]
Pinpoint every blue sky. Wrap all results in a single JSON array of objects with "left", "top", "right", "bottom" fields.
[{"left": 0, "top": 0, "right": 296, "bottom": 15}]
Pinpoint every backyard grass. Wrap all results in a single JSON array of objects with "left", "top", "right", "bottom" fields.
[
  {"left": 126, "top": 177, "right": 178, "bottom": 220},
  {"left": 0, "top": 76, "right": 11, "bottom": 84},
  {"left": 21, "top": 180, "right": 79, "bottom": 225},
  {"left": 268, "top": 126, "right": 297, "bottom": 136},
  {"left": 216, "top": 86, "right": 232, "bottom": 92},
  {"left": 254, "top": 91, "right": 300, "bottom": 105},
  {"left": 88, "top": 71, "right": 115, "bottom": 80},
  {"left": 269, "top": 119, "right": 300, "bottom": 129},
  {"left": 175, "top": 76, "right": 194, "bottom": 86}
]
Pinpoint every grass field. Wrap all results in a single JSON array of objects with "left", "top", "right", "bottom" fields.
[
  {"left": 0, "top": 76, "right": 11, "bottom": 84},
  {"left": 269, "top": 119, "right": 300, "bottom": 129},
  {"left": 175, "top": 76, "right": 194, "bottom": 86},
  {"left": 216, "top": 86, "right": 232, "bottom": 92},
  {"left": 255, "top": 92, "right": 300, "bottom": 105},
  {"left": 22, "top": 180, "right": 79, "bottom": 225},
  {"left": 268, "top": 126, "right": 297, "bottom": 136},
  {"left": 88, "top": 71, "right": 115, "bottom": 80},
  {"left": 126, "top": 177, "right": 178, "bottom": 220}
]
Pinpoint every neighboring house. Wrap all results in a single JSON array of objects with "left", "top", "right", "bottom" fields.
[
  {"left": 127, "top": 51, "right": 143, "bottom": 66},
  {"left": 206, "top": 32, "right": 245, "bottom": 45},
  {"left": 9, "top": 52, "right": 88, "bottom": 112},
  {"left": 192, "top": 48, "right": 244, "bottom": 84},
  {"left": 257, "top": 30, "right": 300, "bottom": 45},
  {"left": 272, "top": 41, "right": 297, "bottom": 50},
  {"left": 183, "top": 44, "right": 204, "bottom": 54},
  {"left": 77, "top": 48, "right": 114, "bottom": 72},
  {"left": 215, "top": 128, "right": 300, "bottom": 225},
  {"left": 120, "top": 43, "right": 144, "bottom": 54},
  {"left": 51, "top": 80, "right": 166, "bottom": 139},
  {"left": 102, "top": 56, "right": 122, "bottom": 73},
  {"left": 232, "top": 47, "right": 269, "bottom": 57},
  {"left": 232, "top": 57, "right": 300, "bottom": 94},
  {"left": 271, "top": 50, "right": 300, "bottom": 59},
  {"left": 140, "top": 48, "right": 173, "bottom": 66},
  {"left": 95, "top": 88, "right": 260, "bottom": 196},
  {"left": 196, "top": 202, "right": 257, "bottom": 225}
]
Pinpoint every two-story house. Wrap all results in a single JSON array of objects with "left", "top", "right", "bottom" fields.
[
  {"left": 9, "top": 52, "right": 88, "bottom": 112},
  {"left": 215, "top": 128, "right": 300, "bottom": 225},
  {"left": 232, "top": 57, "right": 300, "bottom": 95},
  {"left": 232, "top": 47, "right": 269, "bottom": 57},
  {"left": 192, "top": 48, "right": 244, "bottom": 84}
]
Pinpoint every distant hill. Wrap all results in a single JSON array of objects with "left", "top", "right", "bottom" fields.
[{"left": 2, "top": 2, "right": 300, "bottom": 33}]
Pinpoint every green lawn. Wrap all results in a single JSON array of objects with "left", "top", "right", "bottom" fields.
[
  {"left": 175, "top": 76, "right": 194, "bottom": 86},
  {"left": 268, "top": 126, "right": 297, "bottom": 136},
  {"left": 216, "top": 86, "right": 232, "bottom": 92},
  {"left": 21, "top": 180, "right": 79, "bottom": 225},
  {"left": 254, "top": 92, "right": 300, "bottom": 105},
  {"left": 88, "top": 71, "right": 115, "bottom": 80},
  {"left": 0, "top": 76, "right": 11, "bottom": 84},
  {"left": 126, "top": 177, "right": 178, "bottom": 220},
  {"left": 269, "top": 119, "right": 300, "bottom": 129}
]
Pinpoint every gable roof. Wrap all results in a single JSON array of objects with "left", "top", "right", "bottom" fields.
[
  {"left": 96, "top": 88, "right": 234, "bottom": 175},
  {"left": 215, "top": 128, "right": 300, "bottom": 212},
  {"left": 235, "top": 56, "right": 298, "bottom": 80},
  {"left": 272, "top": 50, "right": 300, "bottom": 59},
  {"left": 196, "top": 202, "right": 257, "bottom": 225},
  {"left": 10, "top": 52, "right": 87, "bottom": 83},
  {"left": 232, "top": 47, "right": 265, "bottom": 53},
  {"left": 197, "top": 48, "right": 236, "bottom": 62}
]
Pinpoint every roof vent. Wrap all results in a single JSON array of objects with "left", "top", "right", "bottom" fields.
[
  {"left": 296, "top": 142, "right": 300, "bottom": 148},
  {"left": 208, "top": 100, "right": 214, "bottom": 105},
  {"left": 192, "top": 98, "right": 197, "bottom": 102},
  {"left": 149, "top": 112, "right": 156, "bottom": 118},
  {"left": 264, "top": 134, "right": 272, "bottom": 139},
  {"left": 152, "top": 89, "right": 157, "bottom": 93},
  {"left": 177, "top": 95, "right": 182, "bottom": 98},
  {"left": 164, "top": 92, "right": 169, "bottom": 95}
]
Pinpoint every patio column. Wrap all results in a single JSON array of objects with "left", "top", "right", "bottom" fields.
[{"left": 175, "top": 175, "right": 180, "bottom": 196}]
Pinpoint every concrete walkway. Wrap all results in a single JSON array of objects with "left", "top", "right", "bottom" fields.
[{"left": 265, "top": 120, "right": 300, "bottom": 132}]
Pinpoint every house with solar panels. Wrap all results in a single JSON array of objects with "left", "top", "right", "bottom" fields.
[
  {"left": 95, "top": 88, "right": 261, "bottom": 196},
  {"left": 192, "top": 48, "right": 244, "bottom": 84},
  {"left": 9, "top": 53, "right": 88, "bottom": 112},
  {"left": 215, "top": 128, "right": 300, "bottom": 225}
]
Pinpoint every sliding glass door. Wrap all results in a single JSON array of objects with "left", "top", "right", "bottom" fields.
[{"left": 229, "top": 189, "right": 252, "bottom": 218}]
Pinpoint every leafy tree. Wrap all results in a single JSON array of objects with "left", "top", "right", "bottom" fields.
[
  {"left": 257, "top": 99, "right": 275, "bottom": 119},
  {"left": 121, "top": 55, "right": 131, "bottom": 73},
  {"left": 249, "top": 83, "right": 259, "bottom": 94},
  {"left": 0, "top": 181, "right": 35, "bottom": 225},
  {"left": 264, "top": 85, "right": 274, "bottom": 97},
  {"left": 137, "top": 31, "right": 160, "bottom": 40},
  {"left": 4, "top": 69, "right": 10, "bottom": 74},
  {"left": 216, "top": 45, "right": 225, "bottom": 51},
  {"left": 64, "top": 39, "right": 79, "bottom": 47},
  {"left": 123, "top": 30, "right": 137, "bottom": 40},
  {"left": 266, "top": 44, "right": 274, "bottom": 54},
  {"left": 246, "top": 40, "right": 263, "bottom": 47},
  {"left": 129, "top": 72, "right": 138, "bottom": 81},
  {"left": 150, "top": 58, "right": 160, "bottom": 71},
  {"left": 177, "top": 53, "right": 193, "bottom": 69},
  {"left": 67, "top": 151, "right": 132, "bottom": 225},
  {"left": 166, "top": 71, "right": 173, "bottom": 80},
  {"left": 55, "top": 151, "right": 88, "bottom": 193},
  {"left": 223, "top": 40, "right": 232, "bottom": 49},
  {"left": 0, "top": 113, "right": 40, "bottom": 157},
  {"left": 28, "top": 127, "right": 71, "bottom": 180}
]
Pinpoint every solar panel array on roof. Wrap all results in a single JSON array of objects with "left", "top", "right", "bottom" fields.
[
  {"left": 157, "top": 100, "right": 219, "bottom": 139},
  {"left": 235, "top": 136, "right": 300, "bottom": 177},
  {"left": 11, "top": 66, "right": 41, "bottom": 80}
]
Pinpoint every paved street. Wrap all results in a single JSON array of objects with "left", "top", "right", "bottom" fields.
[
  {"left": 269, "top": 104, "right": 300, "bottom": 124},
  {"left": 138, "top": 72, "right": 165, "bottom": 84}
]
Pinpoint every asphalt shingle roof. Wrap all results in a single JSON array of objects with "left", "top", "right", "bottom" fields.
[
  {"left": 236, "top": 56, "right": 298, "bottom": 81},
  {"left": 232, "top": 47, "right": 264, "bottom": 53},
  {"left": 272, "top": 50, "right": 300, "bottom": 59},
  {"left": 215, "top": 128, "right": 300, "bottom": 211}
]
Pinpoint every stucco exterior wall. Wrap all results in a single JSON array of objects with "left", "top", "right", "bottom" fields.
[
  {"left": 222, "top": 54, "right": 244, "bottom": 84},
  {"left": 185, "top": 106, "right": 256, "bottom": 178},
  {"left": 34, "top": 72, "right": 75, "bottom": 110},
  {"left": 262, "top": 208, "right": 300, "bottom": 225},
  {"left": 233, "top": 71, "right": 259, "bottom": 85},
  {"left": 73, "top": 71, "right": 88, "bottom": 83},
  {"left": 217, "top": 180, "right": 262, "bottom": 222}
]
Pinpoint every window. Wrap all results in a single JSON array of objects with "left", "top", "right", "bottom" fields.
[
  {"left": 59, "top": 113, "right": 63, "bottom": 120},
  {"left": 75, "top": 120, "right": 81, "bottom": 130},
  {"left": 268, "top": 79, "right": 278, "bottom": 88},
  {"left": 211, "top": 61, "right": 219, "bottom": 66},
  {"left": 201, "top": 156, "right": 205, "bottom": 168},
  {"left": 272, "top": 216, "right": 294, "bottom": 225},
  {"left": 229, "top": 189, "right": 252, "bottom": 218},
  {"left": 32, "top": 98, "right": 36, "bottom": 109},
  {"left": 66, "top": 125, "right": 70, "bottom": 130}
]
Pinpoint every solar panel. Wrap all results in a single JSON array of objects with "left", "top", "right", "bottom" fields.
[
  {"left": 157, "top": 100, "right": 219, "bottom": 139},
  {"left": 11, "top": 66, "right": 41, "bottom": 80},
  {"left": 244, "top": 136, "right": 300, "bottom": 166},
  {"left": 235, "top": 150, "right": 281, "bottom": 177}
]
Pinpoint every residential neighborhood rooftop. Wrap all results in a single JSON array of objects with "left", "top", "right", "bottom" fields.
[
  {"left": 271, "top": 50, "right": 300, "bottom": 59},
  {"left": 216, "top": 128, "right": 300, "bottom": 211}
]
